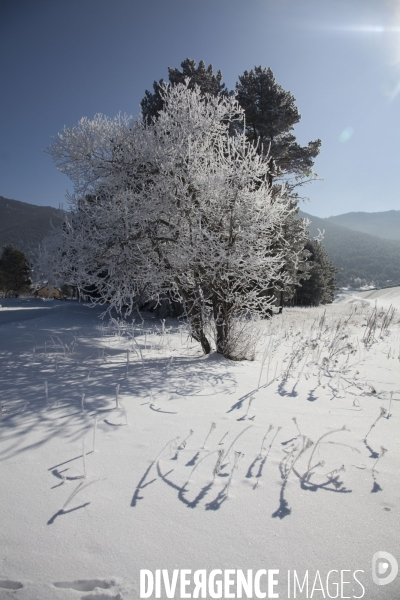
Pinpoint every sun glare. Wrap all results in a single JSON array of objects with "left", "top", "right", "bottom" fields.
[
  {"left": 327, "top": 17, "right": 400, "bottom": 102},
  {"left": 341, "top": 25, "right": 400, "bottom": 33}
]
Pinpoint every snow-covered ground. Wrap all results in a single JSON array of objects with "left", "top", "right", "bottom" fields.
[
  {"left": 336, "top": 286, "right": 400, "bottom": 310},
  {"left": 0, "top": 291, "right": 399, "bottom": 599}
]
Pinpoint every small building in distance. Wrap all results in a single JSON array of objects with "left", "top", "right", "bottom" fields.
[{"left": 35, "top": 285, "right": 62, "bottom": 299}]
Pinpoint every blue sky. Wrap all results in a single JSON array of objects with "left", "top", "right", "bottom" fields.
[{"left": 1, "top": 0, "right": 399, "bottom": 217}]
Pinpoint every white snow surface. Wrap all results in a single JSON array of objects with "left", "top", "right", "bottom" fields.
[
  {"left": 0, "top": 291, "right": 399, "bottom": 599},
  {"left": 336, "top": 286, "right": 400, "bottom": 310}
]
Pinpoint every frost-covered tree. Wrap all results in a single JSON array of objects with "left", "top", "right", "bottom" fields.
[
  {"left": 40, "top": 83, "right": 308, "bottom": 358},
  {"left": 269, "top": 206, "right": 312, "bottom": 312},
  {"left": 142, "top": 60, "right": 320, "bottom": 185},
  {"left": 141, "top": 58, "right": 227, "bottom": 125},
  {"left": 141, "top": 62, "right": 317, "bottom": 308}
]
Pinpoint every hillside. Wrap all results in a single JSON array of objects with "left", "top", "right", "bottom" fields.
[
  {"left": 1, "top": 196, "right": 399, "bottom": 289},
  {"left": 298, "top": 209, "right": 400, "bottom": 287},
  {"left": 0, "top": 196, "right": 64, "bottom": 258},
  {"left": 325, "top": 210, "right": 400, "bottom": 241}
]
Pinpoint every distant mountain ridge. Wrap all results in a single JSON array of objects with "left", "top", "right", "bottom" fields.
[
  {"left": 325, "top": 210, "right": 400, "bottom": 241},
  {"left": 1, "top": 195, "right": 399, "bottom": 289},
  {"left": 298, "top": 210, "right": 400, "bottom": 288},
  {"left": 0, "top": 196, "right": 64, "bottom": 258}
]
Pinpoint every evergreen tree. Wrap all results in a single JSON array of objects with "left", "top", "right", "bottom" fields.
[
  {"left": 141, "top": 58, "right": 226, "bottom": 125},
  {"left": 142, "top": 60, "right": 320, "bottom": 186},
  {"left": 234, "top": 67, "right": 321, "bottom": 308},
  {"left": 0, "top": 245, "right": 31, "bottom": 297},
  {"left": 235, "top": 66, "right": 321, "bottom": 186},
  {"left": 294, "top": 239, "right": 337, "bottom": 306},
  {"left": 140, "top": 60, "right": 317, "bottom": 311},
  {"left": 60, "top": 283, "right": 74, "bottom": 298}
]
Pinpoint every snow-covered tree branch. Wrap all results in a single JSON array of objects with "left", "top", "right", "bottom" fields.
[{"left": 38, "top": 82, "right": 309, "bottom": 358}]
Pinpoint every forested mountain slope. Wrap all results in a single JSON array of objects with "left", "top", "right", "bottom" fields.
[
  {"left": 326, "top": 210, "right": 400, "bottom": 241},
  {"left": 1, "top": 195, "right": 399, "bottom": 289},
  {"left": 298, "top": 209, "right": 400, "bottom": 287},
  {"left": 0, "top": 196, "right": 64, "bottom": 257}
]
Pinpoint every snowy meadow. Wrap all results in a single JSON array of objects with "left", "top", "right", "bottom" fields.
[{"left": 0, "top": 289, "right": 399, "bottom": 599}]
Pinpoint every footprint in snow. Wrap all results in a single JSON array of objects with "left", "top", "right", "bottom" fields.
[
  {"left": 53, "top": 579, "right": 113, "bottom": 592},
  {"left": 82, "top": 595, "right": 123, "bottom": 600},
  {"left": 0, "top": 580, "right": 23, "bottom": 590}
]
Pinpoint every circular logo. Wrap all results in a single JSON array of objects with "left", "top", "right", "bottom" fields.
[{"left": 372, "top": 552, "right": 398, "bottom": 586}]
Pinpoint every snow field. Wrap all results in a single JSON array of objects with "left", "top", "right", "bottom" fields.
[{"left": 0, "top": 292, "right": 399, "bottom": 599}]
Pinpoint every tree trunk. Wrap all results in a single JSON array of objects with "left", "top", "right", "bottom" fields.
[
  {"left": 278, "top": 289, "right": 284, "bottom": 314},
  {"left": 180, "top": 288, "right": 211, "bottom": 355},
  {"left": 213, "top": 298, "right": 229, "bottom": 356}
]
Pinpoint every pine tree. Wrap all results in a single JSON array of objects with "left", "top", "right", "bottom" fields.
[
  {"left": 0, "top": 245, "right": 31, "bottom": 297},
  {"left": 234, "top": 67, "right": 321, "bottom": 308},
  {"left": 142, "top": 60, "right": 320, "bottom": 185},
  {"left": 235, "top": 66, "right": 321, "bottom": 186},
  {"left": 141, "top": 58, "right": 227, "bottom": 125},
  {"left": 294, "top": 239, "right": 337, "bottom": 306},
  {"left": 141, "top": 60, "right": 318, "bottom": 312}
]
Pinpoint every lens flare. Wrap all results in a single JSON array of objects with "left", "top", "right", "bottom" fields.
[{"left": 339, "top": 127, "right": 354, "bottom": 143}]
